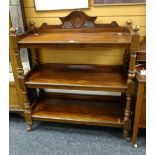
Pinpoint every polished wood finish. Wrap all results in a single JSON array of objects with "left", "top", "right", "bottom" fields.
[
  {"left": 60, "top": 11, "right": 97, "bottom": 29},
  {"left": 132, "top": 65, "right": 146, "bottom": 145},
  {"left": 123, "top": 25, "right": 140, "bottom": 141},
  {"left": 136, "top": 37, "right": 146, "bottom": 63},
  {"left": 9, "top": 82, "right": 21, "bottom": 111},
  {"left": 10, "top": 29, "right": 32, "bottom": 131},
  {"left": 18, "top": 32, "right": 131, "bottom": 45},
  {"left": 32, "top": 94, "right": 124, "bottom": 127},
  {"left": 10, "top": 11, "right": 140, "bottom": 140},
  {"left": 25, "top": 63, "right": 127, "bottom": 92},
  {"left": 9, "top": 29, "right": 24, "bottom": 112},
  {"left": 9, "top": 0, "right": 28, "bottom": 113}
]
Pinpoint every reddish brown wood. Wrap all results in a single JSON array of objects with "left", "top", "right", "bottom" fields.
[
  {"left": 25, "top": 63, "right": 127, "bottom": 92},
  {"left": 32, "top": 94, "right": 124, "bottom": 127},
  {"left": 136, "top": 37, "right": 146, "bottom": 63},
  {"left": 123, "top": 25, "right": 140, "bottom": 141},
  {"left": 132, "top": 64, "right": 146, "bottom": 145},
  {"left": 45, "top": 92, "right": 121, "bottom": 102},
  {"left": 16, "top": 11, "right": 130, "bottom": 47},
  {"left": 17, "top": 32, "right": 131, "bottom": 45},
  {"left": 10, "top": 11, "right": 140, "bottom": 140},
  {"left": 138, "top": 113, "right": 146, "bottom": 128},
  {"left": 59, "top": 11, "right": 97, "bottom": 28},
  {"left": 10, "top": 28, "right": 33, "bottom": 131}
]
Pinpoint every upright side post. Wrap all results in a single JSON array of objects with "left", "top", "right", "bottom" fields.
[
  {"left": 124, "top": 25, "right": 140, "bottom": 141},
  {"left": 10, "top": 28, "right": 33, "bottom": 131}
]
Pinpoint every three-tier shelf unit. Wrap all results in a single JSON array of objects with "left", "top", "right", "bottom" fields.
[{"left": 10, "top": 11, "right": 140, "bottom": 141}]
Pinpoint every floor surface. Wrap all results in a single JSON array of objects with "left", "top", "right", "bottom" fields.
[{"left": 9, "top": 114, "right": 146, "bottom": 155}]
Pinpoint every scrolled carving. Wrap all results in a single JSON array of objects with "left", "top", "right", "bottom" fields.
[{"left": 60, "top": 11, "right": 97, "bottom": 28}]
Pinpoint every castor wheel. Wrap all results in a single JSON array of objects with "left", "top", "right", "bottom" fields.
[{"left": 134, "top": 144, "right": 138, "bottom": 148}]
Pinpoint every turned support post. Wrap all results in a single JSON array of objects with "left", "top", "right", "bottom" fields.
[
  {"left": 124, "top": 25, "right": 140, "bottom": 141},
  {"left": 10, "top": 28, "right": 33, "bottom": 131}
]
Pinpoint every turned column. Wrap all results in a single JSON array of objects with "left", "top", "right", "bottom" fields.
[
  {"left": 124, "top": 25, "right": 140, "bottom": 141},
  {"left": 10, "top": 28, "right": 33, "bottom": 131}
]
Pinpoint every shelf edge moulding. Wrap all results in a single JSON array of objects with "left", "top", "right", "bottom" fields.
[{"left": 34, "top": 0, "right": 89, "bottom": 11}]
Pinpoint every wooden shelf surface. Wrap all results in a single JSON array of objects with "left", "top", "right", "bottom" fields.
[
  {"left": 25, "top": 63, "right": 127, "bottom": 92},
  {"left": 18, "top": 32, "right": 131, "bottom": 45},
  {"left": 32, "top": 94, "right": 124, "bottom": 127}
]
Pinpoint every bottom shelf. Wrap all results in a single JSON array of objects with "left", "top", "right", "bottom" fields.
[{"left": 32, "top": 94, "right": 124, "bottom": 127}]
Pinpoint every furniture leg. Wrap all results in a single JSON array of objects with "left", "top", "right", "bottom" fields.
[
  {"left": 124, "top": 94, "right": 132, "bottom": 141},
  {"left": 124, "top": 26, "right": 140, "bottom": 141},
  {"left": 24, "top": 109, "right": 33, "bottom": 131},
  {"left": 12, "top": 35, "right": 32, "bottom": 132},
  {"left": 132, "top": 83, "right": 145, "bottom": 145}
]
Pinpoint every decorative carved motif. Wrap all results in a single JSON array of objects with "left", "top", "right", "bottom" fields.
[
  {"left": 13, "top": 41, "right": 33, "bottom": 131},
  {"left": 14, "top": 47, "right": 25, "bottom": 89},
  {"left": 60, "top": 11, "right": 97, "bottom": 28}
]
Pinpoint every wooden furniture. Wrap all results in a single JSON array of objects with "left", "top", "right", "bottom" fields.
[
  {"left": 136, "top": 37, "right": 146, "bottom": 64},
  {"left": 9, "top": 81, "right": 21, "bottom": 111},
  {"left": 9, "top": 0, "right": 28, "bottom": 113},
  {"left": 9, "top": 27, "right": 24, "bottom": 112},
  {"left": 9, "top": 11, "right": 140, "bottom": 141},
  {"left": 132, "top": 65, "right": 146, "bottom": 146}
]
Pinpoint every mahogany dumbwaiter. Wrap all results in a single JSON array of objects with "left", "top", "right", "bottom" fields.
[{"left": 9, "top": 11, "right": 140, "bottom": 141}]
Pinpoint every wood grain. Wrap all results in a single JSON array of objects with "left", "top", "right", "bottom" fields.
[
  {"left": 25, "top": 63, "right": 127, "bottom": 92},
  {"left": 32, "top": 94, "right": 124, "bottom": 127},
  {"left": 9, "top": 82, "right": 20, "bottom": 110},
  {"left": 132, "top": 71, "right": 146, "bottom": 145},
  {"left": 18, "top": 32, "right": 131, "bottom": 45}
]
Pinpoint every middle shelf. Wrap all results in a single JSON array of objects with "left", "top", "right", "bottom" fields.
[{"left": 25, "top": 63, "right": 127, "bottom": 92}]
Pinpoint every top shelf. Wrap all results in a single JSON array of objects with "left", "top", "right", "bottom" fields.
[
  {"left": 12, "top": 11, "right": 134, "bottom": 48},
  {"left": 18, "top": 32, "right": 131, "bottom": 45}
]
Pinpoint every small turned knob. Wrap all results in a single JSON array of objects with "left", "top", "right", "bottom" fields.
[
  {"left": 127, "top": 19, "right": 133, "bottom": 25},
  {"left": 10, "top": 27, "right": 16, "bottom": 34},
  {"left": 28, "top": 21, "right": 36, "bottom": 33},
  {"left": 132, "top": 25, "right": 140, "bottom": 32}
]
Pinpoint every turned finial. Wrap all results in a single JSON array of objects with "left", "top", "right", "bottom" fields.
[
  {"left": 127, "top": 19, "right": 133, "bottom": 26},
  {"left": 132, "top": 25, "right": 140, "bottom": 33},
  {"left": 126, "top": 19, "right": 133, "bottom": 33},
  {"left": 28, "top": 21, "right": 36, "bottom": 32},
  {"left": 10, "top": 27, "right": 17, "bottom": 34}
]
